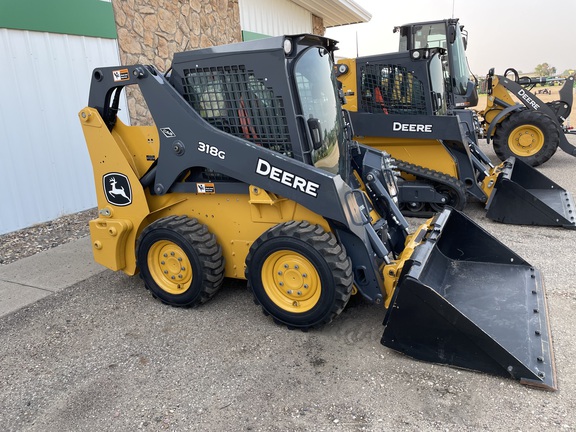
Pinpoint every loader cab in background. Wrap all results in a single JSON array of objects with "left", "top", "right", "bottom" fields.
[{"left": 395, "top": 18, "right": 478, "bottom": 109}]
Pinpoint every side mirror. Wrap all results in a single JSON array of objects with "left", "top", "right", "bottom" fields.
[
  {"left": 430, "top": 91, "right": 444, "bottom": 114},
  {"left": 337, "top": 79, "right": 347, "bottom": 105},
  {"left": 307, "top": 117, "right": 323, "bottom": 150},
  {"left": 461, "top": 27, "right": 468, "bottom": 50},
  {"left": 447, "top": 25, "right": 456, "bottom": 44}
]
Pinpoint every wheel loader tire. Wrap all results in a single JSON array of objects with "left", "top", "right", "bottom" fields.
[
  {"left": 136, "top": 215, "right": 224, "bottom": 307},
  {"left": 493, "top": 110, "right": 559, "bottom": 167},
  {"left": 245, "top": 221, "right": 353, "bottom": 330}
]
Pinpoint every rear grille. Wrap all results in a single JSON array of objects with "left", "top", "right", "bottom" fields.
[
  {"left": 360, "top": 64, "right": 427, "bottom": 115},
  {"left": 181, "top": 65, "right": 293, "bottom": 157}
]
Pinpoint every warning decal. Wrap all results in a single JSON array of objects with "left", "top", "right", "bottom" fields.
[
  {"left": 197, "top": 183, "right": 215, "bottom": 194},
  {"left": 112, "top": 69, "right": 130, "bottom": 82}
]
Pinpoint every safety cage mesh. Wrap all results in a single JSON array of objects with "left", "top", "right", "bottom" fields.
[
  {"left": 181, "top": 66, "right": 293, "bottom": 157},
  {"left": 360, "top": 64, "right": 427, "bottom": 115}
]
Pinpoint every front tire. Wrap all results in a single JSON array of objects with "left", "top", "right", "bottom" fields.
[
  {"left": 136, "top": 215, "right": 224, "bottom": 307},
  {"left": 493, "top": 110, "right": 558, "bottom": 167},
  {"left": 245, "top": 221, "right": 353, "bottom": 330}
]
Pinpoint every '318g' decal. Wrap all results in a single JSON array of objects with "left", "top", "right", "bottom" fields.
[{"left": 198, "top": 141, "right": 225, "bottom": 159}]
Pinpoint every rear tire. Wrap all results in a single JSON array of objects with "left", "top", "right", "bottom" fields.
[
  {"left": 245, "top": 221, "right": 353, "bottom": 330},
  {"left": 493, "top": 110, "right": 558, "bottom": 167},
  {"left": 137, "top": 215, "right": 224, "bottom": 307}
]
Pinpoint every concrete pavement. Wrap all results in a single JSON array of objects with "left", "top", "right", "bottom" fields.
[{"left": 0, "top": 237, "right": 104, "bottom": 317}]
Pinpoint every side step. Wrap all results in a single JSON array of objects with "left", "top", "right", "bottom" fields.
[
  {"left": 486, "top": 157, "right": 576, "bottom": 229},
  {"left": 382, "top": 209, "right": 557, "bottom": 390}
]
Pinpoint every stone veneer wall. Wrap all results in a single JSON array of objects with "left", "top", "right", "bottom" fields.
[
  {"left": 312, "top": 15, "right": 325, "bottom": 36},
  {"left": 111, "top": 0, "right": 242, "bottom": 124}
]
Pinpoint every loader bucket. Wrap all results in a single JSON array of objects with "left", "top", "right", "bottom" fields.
[
  {"left": 486, "top": 157, "right": 576, "bottom": 229},
  {"left": 382, "top": 209, "right": 556, "bottom": 390}
]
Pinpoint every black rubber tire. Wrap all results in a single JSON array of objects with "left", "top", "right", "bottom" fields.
[
  {"left": 136, "top": 215, "right": 224, "bottom": 307},
  {"left": 245, "top": 221, "right": 353, "bottom": 330},
  {"left": 492, "top": 110, "right": 559, "bottom": 167}
]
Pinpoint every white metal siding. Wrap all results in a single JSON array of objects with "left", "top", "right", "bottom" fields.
[
  {"left": 0, "top": 29, "right": 128, "bottom": 234},
  {"left": 239, "top": 0, "right": 312, "bottom": 36}
]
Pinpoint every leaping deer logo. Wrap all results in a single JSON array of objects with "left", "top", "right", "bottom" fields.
[
  {"left": 108, "top": 177, "right": 130, "bottom": 201},
  {"left": 103, "top": 173, "right": 132, "bottom": 206}
]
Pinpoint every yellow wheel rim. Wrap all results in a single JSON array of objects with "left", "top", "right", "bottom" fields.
[
  {"left": 147, "top": 240, "right": 193, "bottom": 295},
  {"left": 508, "top": 124, "right": 545, "bottom": 156},
  {"left": 261, "top": 251, "right": 321, "bottom": 313}
]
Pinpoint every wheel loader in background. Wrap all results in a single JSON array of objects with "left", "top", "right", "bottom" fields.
[
  {"left": 79, "top": 34, "right": 556, "bottom": 389},
  {"left": 394, "top": 18, "right": 576, "bottom": 167},
  {"left": 336, "top": 51, "right": 576, "bottom": 228}
]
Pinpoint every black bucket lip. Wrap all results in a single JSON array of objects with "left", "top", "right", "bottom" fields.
[{"left": 383, "top": 208, "right": 558, "bottom": 390}]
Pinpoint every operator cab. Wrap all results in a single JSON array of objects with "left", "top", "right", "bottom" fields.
[{"left": 395, "top": 19, "right": 478, "bottom": 108}]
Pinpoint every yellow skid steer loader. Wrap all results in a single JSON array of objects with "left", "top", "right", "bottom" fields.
[{"left": 79, "top": 35, "right": 556, "bottom": 389}]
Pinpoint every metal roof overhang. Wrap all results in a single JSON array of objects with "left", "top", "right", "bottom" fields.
[{"left": 290, "top": 0, "right": 371, "bottom": 27}]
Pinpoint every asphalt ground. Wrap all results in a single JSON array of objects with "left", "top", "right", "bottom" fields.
[{"left": 1, "top": 137, "right": 575, "bottom": 431}]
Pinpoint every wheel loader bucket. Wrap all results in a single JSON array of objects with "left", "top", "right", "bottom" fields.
[
  {"left": 486, "top": 157, "right": 576, "bottom": 229},
  {"left": 382, "top": 209, "right": 557, "bottom": 390}
]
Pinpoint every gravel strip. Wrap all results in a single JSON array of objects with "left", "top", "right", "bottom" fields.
[{"left": 0, "top": 208, "right": 97, "bottom": 265}]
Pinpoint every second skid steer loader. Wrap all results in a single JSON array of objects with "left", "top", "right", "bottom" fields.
[
  {"left": 336, "top": 51, "right": 576, "bottom": 228},
  {"left": 79, "top": 34, "right": 556, "bottom": 389}
]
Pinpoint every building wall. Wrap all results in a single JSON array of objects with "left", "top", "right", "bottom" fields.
[
  {"left": 111, "top": 0, "right": 242, "bottom": 125},
  {"left": 239, "top": 0, "right": 312, "bottom": 36},
  {"left": 312, "top": 14, "right": 326, "bottom": 36},
  {"left": 0, "top": 0, "right": 126, "bottom": 235},
  {"left": 239, "top": 0, "right": 325, "bottom": 39}
]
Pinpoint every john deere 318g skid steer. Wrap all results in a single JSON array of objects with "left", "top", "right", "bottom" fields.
[{"left": 79, "top": 34, "right": 556, "bottom": 389}]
